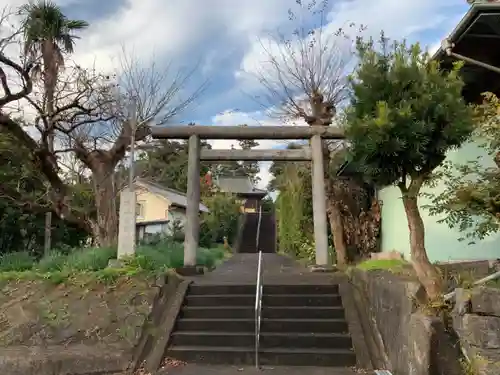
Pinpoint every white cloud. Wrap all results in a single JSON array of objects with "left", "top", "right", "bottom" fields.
[
  {"left": 64, "top": 0, "right": 295, "bottom": 73},
  {"left": 209, "top": 110, "right": 286, "bottom": 190},
  {"left": 0, "top": 0, "right": 469, "bottom": 192},
  {"left": 208, "top": 109, "right": 309, "bottom": 189},
  {"left": 227, "top": 0, "right": 469, "bottom": 191},
  {"left": 236, "top": 0, "right": 463, "bottom": 91},
  {"left": 0, "top": 0, "right": 296, "bottom": 76}
]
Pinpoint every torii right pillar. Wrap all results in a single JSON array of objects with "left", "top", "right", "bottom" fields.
[{"left": 310, "top": 134, "right": 330, "bottom": 266}]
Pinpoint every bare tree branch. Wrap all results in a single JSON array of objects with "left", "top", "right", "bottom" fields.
[
  {"left": 0, "top": 11, "right": 205, "bottom": 245},
  {"left": 248, "top": 1, "right": 363, "bottom": 125}
]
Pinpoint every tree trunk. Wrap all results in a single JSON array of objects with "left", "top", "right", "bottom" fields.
[
  {"left": 330, "top": 177, "right": 381, "bottom": 262},
  {"left": 327, "top": 198, "right": 347, "bottom": 268},
  {"left": 44, "top": 211, "right": 52, "bottom": 256},
  {"left": 91, "top": 165, "right": 119, "bottom": 247},
  {"left": 400, "top": 187, "right": 442, "bottom": 300},
  {"left": 42, "top": 41, "right": 57, "bottom": 255}
]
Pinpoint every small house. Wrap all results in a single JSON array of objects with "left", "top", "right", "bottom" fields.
[{"left": 123, "top": 178, "right": 209, "bottom": 242}]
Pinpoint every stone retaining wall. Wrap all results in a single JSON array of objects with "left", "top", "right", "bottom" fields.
[
  {"left": 349, "top": 269, "right": 462, "bottom": 375},
  {"left": 454, "top": 287, "right": 500, "bottom": 375}
]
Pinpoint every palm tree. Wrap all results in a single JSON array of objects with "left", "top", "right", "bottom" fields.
[
  {"left": 21, "top": 0, "right": 89, "bottom": 132},
  {"left": 20, "top": 0, "right": 88, "bottom": 254}
]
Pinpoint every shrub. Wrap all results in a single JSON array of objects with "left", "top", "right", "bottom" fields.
[
  {"left": 36, "top": 251, "right": 68, "bottom": 272},
  {"left": 0, "top": 251, "right": 35, "bottom": 272},
  {"left": 36, "top": 247, "right": 117, "bottom": 272},
  {"left": 0, "top": 239, "right": 227, "bottom": 278},
  {"left": 132, "top": 243, "right": 180, "bottom": 271},
  {"left": 64, "top": 247, "right": 116, "bottom": 271},
  {"left": 134, "top": 239, "right": 226, "bottom": 270},
  {"left": 197, "top": 246, "right": 226, "bottom": 269}
]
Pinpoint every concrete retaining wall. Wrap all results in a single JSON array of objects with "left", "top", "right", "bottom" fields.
[{"left": 349, "top": 269, "right": 462, "bottom": 375}]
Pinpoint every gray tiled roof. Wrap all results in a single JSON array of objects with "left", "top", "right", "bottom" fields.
[
  {"left": 133, "top": 178, "right": 209, "bottom": 212},
  {"left": 217, "top": 176, "right": 267, "bottom": 195}
]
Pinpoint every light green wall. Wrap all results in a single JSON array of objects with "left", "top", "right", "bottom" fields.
[{"left": 378, "top": 142, "right": 500, "bottom": 262}]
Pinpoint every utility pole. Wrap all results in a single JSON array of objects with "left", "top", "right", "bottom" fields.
[
  {"left": 128, "top": 98, "right": 137, "bottom": 191},
  {"left": 116, "top": 98, "right": 154, "bottom": 259}
]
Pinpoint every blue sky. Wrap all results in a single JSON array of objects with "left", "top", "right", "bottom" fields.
[
  {"left": 8, "top": 0, "right": 472, "bottom": 187},
  {"left": 57, "top": 0, "right": 470, "bottom": 125}
]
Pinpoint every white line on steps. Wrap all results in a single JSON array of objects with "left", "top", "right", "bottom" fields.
[{"left": 374, "top": 371, "right": 393, "bottom": 375}]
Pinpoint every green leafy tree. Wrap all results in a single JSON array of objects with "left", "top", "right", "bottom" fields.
[
  {"left": 345, "top": 35, "right": 474, "bottom": 299},
  {"left": 21, "top": 0, "right": 89, "bottom": 94},
  {"left": 270, "top": 143, "right": 314, "bottom": 259},
  {"left": 21, "top": 0, "right": 88, "bottom": 152},
  {"left": 275, "top": 163, "right": 313, "bottom": 258},
  {"left": 137, "top": 139, "right": 212, "bottom": 192},
  {"left": 268, "top": 142, "right": 305, "bottom": 191},
  {"left": 0, "top": 133, "right": 89, "bottom": 255},
  {"left": 199, "top": 194, "right": 241, "bottom": 247},
  {"left": 427, "top": 92, "right": 500, "bottom": 242},
  {"left": 0, "top": 6, "right": 202, "bottom": 248},
  {"left": 20, "top": 0, "right": 89, "bottom": 252},
  {"left": 238, "top": 138, "right": 260, "bottom": 185}
]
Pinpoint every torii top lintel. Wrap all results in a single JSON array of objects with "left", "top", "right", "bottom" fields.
[{"left": 150, "top": 125, "right": 345, "bottom": 140}]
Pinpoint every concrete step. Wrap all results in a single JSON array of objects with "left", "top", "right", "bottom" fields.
[
  {"left": 258, "top": 213, "right": 277, "bottom": 253},
  {"left": 188, "top": 284, "right": 255, "bottom": 296},
  {"left": 184, "top": 294, "right": 254, "bottom": 307},
  {"left": 157, "top": 364, "right": 371, "bottom": 375},
  {"left": 180, "top": 306, "right": 345, "bottom": 320},
  {"left": 175, "top": 318, "right": 349, "bottom": 333},
  {"left": 263, "top": 294, "right": 343, "bottom": 307},
  {"left": 237, "top": 214, "right": 258, "bottom": 253},
  {"left": 184, "top": 293, "right": 344, "bottom": 308},
  {"left": 166, "top": 346, "right": 357, "bottom": 367},
  {"left": 263, "top": 306, "right": 345, "bottom": 320},
  {"left": 170, "top": 331, "right": 353, "bottom": 349},
  {"left": 263, "top": 284, "right": 339, "bottom": 295},
  {"left": 180, "top": 306, "right": 254, "bottom": 319}
]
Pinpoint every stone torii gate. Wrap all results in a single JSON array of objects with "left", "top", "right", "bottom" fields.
[{"left": 150, "top": 125, "right": 344, "bottom": 269}]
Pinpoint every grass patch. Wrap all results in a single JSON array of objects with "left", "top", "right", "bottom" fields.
[
  {"left": 356, "top": 258, "right": 410, "bottom": 273},
  {"left": 0, "top": 239, "right": 228, "bottom": 285},
  {"left": 485, "top": 278, "right": 500, "bottom": 288},
  {"left": 0, "top": 251, "right": 36, "bottom": 272}
]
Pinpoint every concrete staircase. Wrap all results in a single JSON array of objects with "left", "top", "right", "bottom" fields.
[
  {"left": 234, "top": 212, "right": 276, "bottom": 253},
  {"left": 257, "top": 212, "right": 276, "bottom": 253},
  {"left": 236, "top": 214, "right": 258, "bottom": 253},
  {"left": 166, "top": 283, "right": 357, "bottom": 367}
]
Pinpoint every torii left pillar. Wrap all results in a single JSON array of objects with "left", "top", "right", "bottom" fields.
[{"left": 184, "top": 134, "right": 201, "bottom": 268}]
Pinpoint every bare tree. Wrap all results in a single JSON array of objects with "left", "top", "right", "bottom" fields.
[
  {"left": 57, "top": 52, "right": 205, "bottom": 246},
  {"left": 251, "top": 1, "right": 356, "bottom": 121},
  {"left": 0, "top": 13, "right": 204, "bottom": 246},
  {"left": 251, "top": 0, "right": 379, "bottom": 265}
]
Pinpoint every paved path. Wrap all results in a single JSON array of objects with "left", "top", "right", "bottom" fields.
[
  {"left": 191, "top": 253, "right": 345, "bottom": 285},
  {"left": 160, "top": 364, "right": 374, "bottom": 375}
]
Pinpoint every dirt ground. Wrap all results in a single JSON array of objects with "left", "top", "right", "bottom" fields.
[{"left": 0, "top": 275, "right": 158, "bottom": 350}]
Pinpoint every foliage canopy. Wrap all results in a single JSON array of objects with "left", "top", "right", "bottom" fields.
[
  {"left": 345, "top": 35, "right": 474, "bottom": 190},
  {"left": 427, "top": 93, "right": 500, "bottom": 242}
]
